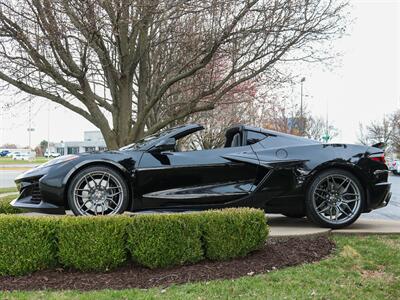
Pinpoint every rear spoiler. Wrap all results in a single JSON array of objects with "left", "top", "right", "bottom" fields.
[{"left": 371, "top": 142, "right": 386, "bottom": 149}]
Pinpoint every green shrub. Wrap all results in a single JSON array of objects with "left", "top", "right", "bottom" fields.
[
  {"left": 0, "top": 195, "right": 22, "bottom": 214},
  {"left": 0, "top": 215, "right": 57, "bottom": 275},
  {"left": 0, "top": 208, "right": 268, "bottom": 275},
  {"left": 57, "top": 216, "right": 130, "bottom": 271},
  {"left": 127, "top": 214, "right": 203, "bottom": 268},
  {"left": 201, "top": 208, "right": 268, "bottom": 260}
]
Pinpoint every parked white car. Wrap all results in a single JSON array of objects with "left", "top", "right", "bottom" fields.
[
  {"left": 12, "top": 152, "right": 34, "bottom": 161},
  {"left": 44, "top": 151, "right": 61, "bottom": 158},
  {"left": 11, "top": 151, "right": 20, "bottom": 159},
  {"left": 390, "top": 160, "right": 400, "bottom": 175}
]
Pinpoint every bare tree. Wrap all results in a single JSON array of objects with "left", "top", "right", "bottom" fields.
[
  {"left": 181, "top": 88, "right": 259, "bottom": 150},
  {"left": 391, "top": 111, "right": 400, "bottom": 154},
  {"left": 0, "top": 0, "right": 348, "bottom": 149},
  {"left": 359, "top": 111, "right": 400, "bottom": 155},
  {"left": 303, "top": 115, "right": 338, "bottom": 141},
  {"left": 263, "top": 99, "right": 338, "bottom": 141},
  {"left": 358, "top": 117, "right": 395, "bottom": 146}
]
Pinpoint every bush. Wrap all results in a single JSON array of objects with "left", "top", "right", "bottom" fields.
[
  {"left": 57, "top": 216, "right": 130, "bottom": 271},
  {"left": 126, "top": 213, "right": 203, "bottom": 268},
  {"left": 0, "top": 208, "right": 268, "bottom": 275},
  {"left": 0, "top": 215, "right": 57, "bottom": 275},
  {"left": 0, "top": 195, "right": 22, "bottom": 214},
  {"left": 201, "top": 208, "right": 268, "bottom": 260}
]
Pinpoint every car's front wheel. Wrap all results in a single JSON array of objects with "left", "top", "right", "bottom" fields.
[
  {"left": 305, "top": 169, "right": 364, "bottom": 229},
  {"left": 67, "top": 165, "right": 129, "bottom": 216}
]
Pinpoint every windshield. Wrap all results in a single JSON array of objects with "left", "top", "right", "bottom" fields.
[{"left": 119, "top": 126, "right": 184, "bottom": 150}]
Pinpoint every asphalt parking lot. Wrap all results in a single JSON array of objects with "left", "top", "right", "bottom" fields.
[
  {"left": 1, "top": 165, "right": 400, "bottom": 221},
  {"left": 0, "top": 169, "right": 23, "bottom": 188},
  {"left": 361, "top": 174, "right": 400, "bottom": 221}
]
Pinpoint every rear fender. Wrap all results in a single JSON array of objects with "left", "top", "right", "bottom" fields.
[{"left": 304, "top": 160, "right": 372, "bottom": 211}]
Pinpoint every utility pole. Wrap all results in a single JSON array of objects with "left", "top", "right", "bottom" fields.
[
  {"left": 300, "top": 77, "right": 306, "bottom": 134},
  {"left": 322, "top": 101, "right": 330, "bottom": 143},
  {"left": 47, "top": 102, "right": 50, "bottom": 155},
  {"left": 27, "top": 99, "right": 34, "bottom": 151},
  {"left": 28, "top": 99, "right": 31, "bottom": 150}
]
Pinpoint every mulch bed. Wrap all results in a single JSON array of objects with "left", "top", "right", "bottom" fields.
[{"left": 0, "top": 235, "right": 335, "bottom": 291}]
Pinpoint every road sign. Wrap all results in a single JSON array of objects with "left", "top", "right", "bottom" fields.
[{"left": 322, "top": 134, "right": 330, "bottom": 142}]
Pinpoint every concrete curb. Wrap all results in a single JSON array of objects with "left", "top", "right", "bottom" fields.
[
  {"left": 332, "top": 218, "right": 400, "bottom": 235},
  {"left": 267, "top": 215, "right": 330, "bottom": 238},
  {"left": 267, "top": 214, "right": 400, "bottom": 237}
]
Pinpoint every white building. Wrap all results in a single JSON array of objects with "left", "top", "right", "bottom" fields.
[{"left": 53, "top": 131, "right": 107, "bottom": 155}]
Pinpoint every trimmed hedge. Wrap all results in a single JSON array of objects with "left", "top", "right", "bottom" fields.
[
  {"left": 57, "top": 216, "right": 130, "bottom": 271},
  {"left": 0, "top": 216, "right": 57, "bottom": 275},
  {"left": 0, "top": 208, "right": 268, "bottom": 276},
  {"left": 0, "top": 195, "right": 22, "bottom": 214},
  {"left": 127, "top": 214, "right": 203, "bottom": 268},
  {"left": 202, "top": 208, "right": 269, "bottom": 260}
]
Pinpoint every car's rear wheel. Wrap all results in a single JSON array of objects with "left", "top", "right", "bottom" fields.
[
  {"left": 305, "top": 169, "right": 364, "bottom": 229},
  {"left": 67, "top": 165, "right": 129, "bottom": 216}
]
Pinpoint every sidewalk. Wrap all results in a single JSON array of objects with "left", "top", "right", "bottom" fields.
[
  {"left": 0, "top": 164, "right": 37, "bottom": 171},
  {"left": 267, "top": 214, "right": 400, "bottom": 237}
]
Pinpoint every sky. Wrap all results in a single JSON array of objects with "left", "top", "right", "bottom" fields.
[
  {"left": 0, "top": 0, "right": 399, "bottom": 148},
  {"left": 302, "top": 0, "right": 400, "bottom": 143}
]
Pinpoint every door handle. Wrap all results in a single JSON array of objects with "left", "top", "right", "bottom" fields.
[{"left": 161, "top": 151, "right": 174, "bottom": 155}]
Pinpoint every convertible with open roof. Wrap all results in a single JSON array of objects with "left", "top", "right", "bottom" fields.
[{"left": 12, "top": 123, "right": 391, "bottom": 228}]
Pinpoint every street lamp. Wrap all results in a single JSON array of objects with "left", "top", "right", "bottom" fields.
[
  {"left": 27, "top": 98, "right": 34, "bottom": 150},
  {"left": 300, "top": 77, "right": 306, "bottom": 134}
]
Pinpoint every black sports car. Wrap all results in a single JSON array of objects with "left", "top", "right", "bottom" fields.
[{"left": 12, "top": 124, "right": 391, "bottom": 228}]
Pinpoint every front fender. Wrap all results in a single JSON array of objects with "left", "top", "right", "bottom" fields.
[
  {"left": 61, "top": 159, "right": 137, "bottom": 209},
  {"left": 62, "top": 159, "right": 133, "bottom": 186}
]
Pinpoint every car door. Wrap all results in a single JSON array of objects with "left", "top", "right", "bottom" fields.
[{"left": 135, "top": 130, "right": 260, "bottom": 209}]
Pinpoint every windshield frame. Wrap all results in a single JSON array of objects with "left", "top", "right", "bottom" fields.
[
  {"left": 119, "top": 127, "right": 179, "bottom": 151},
  {"left": 119, "top": 124, "right": 203, "bottom": 151}
]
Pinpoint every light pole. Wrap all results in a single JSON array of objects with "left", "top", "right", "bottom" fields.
[
  {"left": 27, "top": 99, "right": 35, "bottom": 151},
  {"left": 300, "top": 77, "right": 306, "bottom": 134}
]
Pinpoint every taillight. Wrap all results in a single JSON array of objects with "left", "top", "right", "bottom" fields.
[{"left": 368, "top": 153, "right": 386, "bottom": 164}]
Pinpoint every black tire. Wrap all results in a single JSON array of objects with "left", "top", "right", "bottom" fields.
[
  {"left": 305, "top": 169, "right": 365, "bottom": 229},
  {"left": 393, "top": 170, "right": 399, "bottom": 175},
  {"left": 67, "top": 165, "right": 129, "bottom": 216},
  {"left": 283, "top": 213, "right": 306, "bottom": 218}
]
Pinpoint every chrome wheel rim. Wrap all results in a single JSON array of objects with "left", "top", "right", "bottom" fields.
[
  {"left": 73, "top": 171, "right": 124, "bottom": 216},
  {"left": 312, "top": 175, "right": 361, "bottom": 225}
]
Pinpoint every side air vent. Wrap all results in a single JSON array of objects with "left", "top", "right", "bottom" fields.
[{"left": 31, "top": 182, "right": 42, "bottom": 204}]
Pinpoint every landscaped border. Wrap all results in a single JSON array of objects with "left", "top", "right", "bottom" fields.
[
  {"left": 0, "top": 235, "right": 334, "bottom": 291},
  {"left": 0, "top": 208, "right": 268, "bottom": 276},
  {"left": 2, "top": 235, "right": 398, "bottom": 298}
]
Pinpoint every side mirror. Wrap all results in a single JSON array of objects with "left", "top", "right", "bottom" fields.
[{"left": 151, "top": 137, "right": 176, "bottom": 152}]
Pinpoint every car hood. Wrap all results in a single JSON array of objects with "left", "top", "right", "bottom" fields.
[{"left": 15, "top": 149, "right": 143, "bottom": 183}]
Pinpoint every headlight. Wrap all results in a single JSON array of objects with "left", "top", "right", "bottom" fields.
[{"left": 37, "top": 155, "right": 79, "bottom": 168}]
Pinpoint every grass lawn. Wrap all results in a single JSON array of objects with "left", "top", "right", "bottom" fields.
[
  {"left": 0, "top": 157, "right": 50, "bottom": 165},
  {"left": 1, "top": 234, "right": 399, "bottom": 299},
  {"left": 0, "top": 187, "right": 17, "bottom": 194}
]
